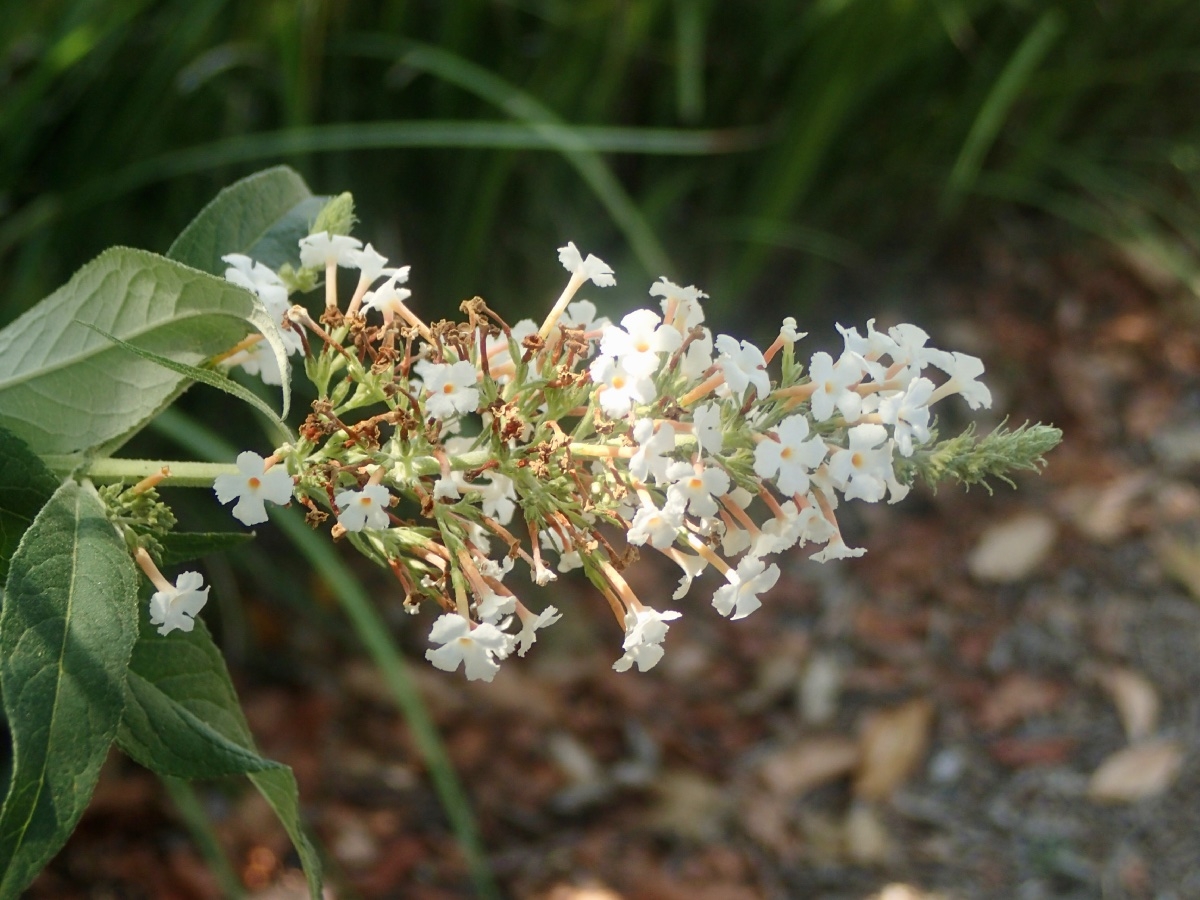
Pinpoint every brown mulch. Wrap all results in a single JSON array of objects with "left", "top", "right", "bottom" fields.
[{"left": 29, "top": 224, "right": 1200, "bottom": 899}]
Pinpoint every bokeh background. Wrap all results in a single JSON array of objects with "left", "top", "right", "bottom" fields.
[{"left": 7, "top": 2, "right": 1200, "bottom": 898}]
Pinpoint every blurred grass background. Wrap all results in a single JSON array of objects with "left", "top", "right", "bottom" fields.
[{"left": 5, "top": 0, "right": 1200, "bottom": 339}]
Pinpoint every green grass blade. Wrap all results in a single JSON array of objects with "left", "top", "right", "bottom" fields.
[
  {"left": 352, "top": 34, "right": 675, "bottom": 277},
  {"left": 673, "top": 0, "right": 708, "bottom": 123},
  {"left": 161, "top": 776, "right": 246, "bottom": 900},
  {"left": 942, "top": 8, "right": 1066, "bottom": 216},
  {"left": 0, "top": 122, "right": 761, "bottom": 259}
]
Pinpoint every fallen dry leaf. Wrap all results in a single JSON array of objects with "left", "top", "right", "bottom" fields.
[
  {"left": 1056, "top": 473, "right": 1149, "bottom": 543},
  {"left": 800, "top": 651, "right": 843, "bottom": 725},
  {"left": 854, "top": 698, "right": 935, "bottom": 801},
  {"left": 1154, "top": 535, "right": 1200, "bottom": 602},
  {"left": 647, "top": 769, "right": 729, "bottom": 841},
  {"left": 1088, "top": 739, "right": 1184, "bottom": 803},
  {"left": 844, "top": 801, "right": 893, "bottom": 865},
  {"left": 541, "top": 883, "right": 624, "bottom": 900},
  {"left": 977, "top": 673, "right": 1066, "bottom": 731},
  {"left": 757, "top": 735, "right": 860, "bottom": 796},
  {"left": 868, "top": 884, "right": 951, "bottom": 900},
  {"left": 736, "top": 790, "right": 796, "bottom": 858},
  {"left": 987, "top": 735, "right": 1077, "bottom": 768},
  {"left": 1094, "top": 666, "right": 1160, "bottom": 741},
  {"left": 967, "top": 512, "right": 1058, "bottom": 583}
]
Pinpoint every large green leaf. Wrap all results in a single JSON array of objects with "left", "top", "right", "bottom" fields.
[
  {"left": 83, "top": 323, "right": 292, "bottom": 443},
  {"left": 117, "top": 615, "right": 322, "bottom": 899},
  {"left": 167, "top": 165, "right": 325, "bottom": 275},
  {"left": 0, "top": 247, "right": 290, "bottom": 457},
  {"left": 0, "top": 424, "right": 59, "bottom": 581},
  {"left": 0, "top": 479, "right": 139, "bottom": 898}
]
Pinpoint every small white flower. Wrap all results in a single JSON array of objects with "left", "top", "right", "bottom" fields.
[
  {"left": 361, "top": 270, "right": 414, "bottom": 324},
  {"left": 613, "top": 606, "right": 681, "bottom": 673},
  {"left": 797, "top": 496, "right": 838, "bottom": 544},
  {"left": 540, "top": 529, "right": 583, "bottom": 573},
  {"left": 630, "top": 419, "right": 676, "bottom": 486},
  {"left": 222, "top": 253, "right": 290, "bottom": 315},
  {"left": 837, "top": 319, "right": 895, "bottom": 380},
  {"left": 299, "top": 231, "right": 363, "bottom": 269},
  {"left": 425, "top": 614, "right": 511, "bottom": 682},
  {"left": 424, "top": 360, "right": 480, "bottom": 419},
  {"left": 680, "top": 327, "right": 714, "bottom": 381},
  {"left": 672, "top": 553, "right": 708, "bottom": 600},
  {"left": 477, "top": 472, "right": 517, "bottom": 524},
  {"left": 650, "top": 277, "right": 707, "bottom": 330},
  {"left": 433, "top": 477, "right": 461, "bottom": 501},
  {"left": 475, "top": 585, "right": 516, "bottom": 624},
  {"left": 878, "top": 376, "right": 934, "bottom": 456},
  {"left": 692, "top": 401, "right": 724, "bottom": 456},
  {"left": 721, "top": 520, "right": 751, "bottom": 557},
  {"left": 780, "top": 316, "right": 806, "bottom": 343},
  {"left": 712, "top": 555, "right": 779, "bottom": 620},
  {"left": 752, "top": 500, "right": 802, "bottom": 555},
  {"left": 887, "top": 323, "right": 933, "bottom": 375},
  {"left": 349, "top": 243, "right": 393, "bottom": 284},
  {"left": 665, "top": 460, "right": 730, "bottom": 519},
  {"left": 827, "top": 423, "right": 892, "bottom": 503},
  {"left": 221, "top": 253, "right": 302, "bottom": 366},
  {"left": 926, "top": 350, "right": 992, "bottom": 410},
  {"left": 810, "top": 533, "right": 867, "bottom": 563},
  {"left": 223, "top": 339, "right": 286, "bottom": 386},
  {"left": 715, "top": 334, "right": 770, "bottom": 401},
  {"left": 213, "top": 451, "right": 293, "bottom": 525},
  {"left": 558, "top": 241, "right": 616, "bottom": 287},
  {"left": 753, "top": 415, "right": 828, "bottom": 496},
  {"left": 589, "top": 355, "right": 657, "bottom": 417},
  {"left": 515, "top": 604, "right": 562, "bottom": 657},
  {"left": 627, "top": 496, "right": 686, "bottom": 549},
  {"left": 148, "top": 571, "right": 210, "bottom": 636},
  {"left": 599, "top": 309, "right": 682, "bottom": 377},
  {"left": 560, "top": 299, "right": 610, "bottom": 334},
  {"left": 335, "top": 484, "right": 392, "bottom": 531},
  {"left": 808, "top": 351, "right": 864, "bottom": 422},
  {"left": 884, "top": 442, "right": 912, "bottom": 505}
]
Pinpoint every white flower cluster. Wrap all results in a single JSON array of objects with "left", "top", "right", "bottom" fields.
[{"left": 192, "top": 223, "right": 1001, "bottom": 680}]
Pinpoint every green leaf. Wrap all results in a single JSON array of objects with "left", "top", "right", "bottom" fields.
[
  {"left": 0, "top": 479, "right": 139, "bottom": 897},
  {"left": 167, "top": 165, "right": 324, "bottom": 276},
  {"left": 117, "top": 616, "right": 322, "bottom": 899},
  {"left": 0, "top": 424, "right": 59, "bottom": 581},
  {"left": 157, "top": 531, "right": 255, "bottom": 569},
  {"left": 82, "top": 323, "right": 292, "bottom": 443},
  {"left": 116, "top": 616, "right": 276, "bottom": 777},
  {"left": 0, "top": 247, "right": 290, "bottom": 458}
]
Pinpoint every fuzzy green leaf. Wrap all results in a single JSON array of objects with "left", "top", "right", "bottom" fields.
[
  {"left": 0, "top": 247, "right": 291, "bottom": 457},
  {"left": 167, "top": 165, "right": 324, "bottom": 275},
  {"left": 0, "top": 479, "right": 139, "bottom": 897},
  {"left": 0, "top": 424, "right": 59, "bottom": 581},
  {"left": 82, "top": 323, "right": 292, "bottom": 442}
]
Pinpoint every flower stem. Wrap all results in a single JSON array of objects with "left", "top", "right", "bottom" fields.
[{"left": 44, "top": 457, "right": 238, "bottom": 487}]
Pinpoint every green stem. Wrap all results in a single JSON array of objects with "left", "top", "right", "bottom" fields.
[{"left": 42, "top": 456, "right": 238, "bottom": 486}]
